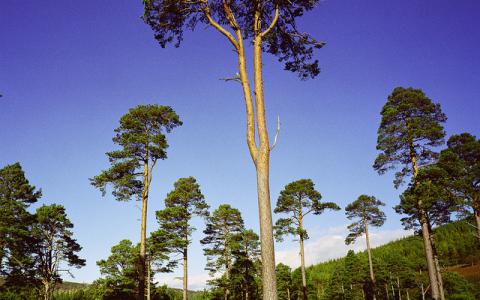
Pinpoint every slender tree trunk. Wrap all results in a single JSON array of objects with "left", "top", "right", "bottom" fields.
[
  {"left": 419, "top": 214, "right": 440, "bottom": 300},
  {"left": 287, "top": 287, "right": 291, "bottom": 300},
  {"left": 147, "top": 260, "right": 151, "bottom": 300},
  {"left": 298, "top": 210, "right": 308, "bottom": 300},
  {"left": 225, "top": 265, "right": 230, "bottom": 300},
  {"left": 139, "top": 161, "right": 150, "bottom": 300},
  {"left": 183, "top": 248, "right": 188, "bottom": 300},
  {"left": 427, "top": 224, "right": 444, "bottom": 300},
  {"left": 364, "top": 218, "right": 376, "bottom": 300}
]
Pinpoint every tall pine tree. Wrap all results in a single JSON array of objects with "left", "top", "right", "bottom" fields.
[
  {"left": 345, "top": 195, "right": 386, "bottom": 299},
  {"left": 273, "top": 179, "right": 340, "bottom": 300},
  {"left": 91, "top": 104, "right": 182, "bottom": 299},
  {"left": 154, "top": 176, "right": 209, "bottom": 300},
  {"left": 374, "top": 87, "right": 447, "bottom": 300}
]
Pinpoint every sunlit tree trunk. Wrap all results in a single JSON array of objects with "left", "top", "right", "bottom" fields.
[
  {"left": 364, "top": 217, "right": 376, "bottom": 300},
  {"left": 139, "top": 155, "right": 151, "bottom": 300},
  {"left": 298, "top": 211, "right": 308, "bottom": 300},
  {"left": 183, "top": 248, "right": 188, "bottom": 300}
]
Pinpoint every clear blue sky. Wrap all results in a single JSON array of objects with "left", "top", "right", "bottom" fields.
[{"left": 1, "top": 0, "right": 479, "bottom": 288}]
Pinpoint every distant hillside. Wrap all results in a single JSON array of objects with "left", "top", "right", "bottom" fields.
[{"left": 294, "top": 218, "right": 480, "bottom": 299}]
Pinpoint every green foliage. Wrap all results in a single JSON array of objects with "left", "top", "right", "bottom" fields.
[
  {"left": 31, "top": 204, "right": 86, "bottom": 298},
  {"left": 395, "top": 165, "right": 457, "bottom": 231},
  {"left": 201, "top": 204, "right": 244, "bottom": 277},
  {"left": 90, "top": 104, "right": 182, "bottom": 202},
  {"left": 276, "top": 263, "right": 292, "bottom": 300},
  {"left": 96, "top": 239, "right": 140, "bottom": 297},
  {"left": 344, "top": 195, "right": 386, "bottom": 245},
  {"left": 438, "top": 133, "right": 480, "bottom": 219},
  {"left": 154, "top": 176, "right": 209, "bottom": 262},
  {"left": 373, "top": 87, "right": 447, "bottom": 187},
  {"left": 0, "top": 162, "right": 41, "bottom": 288},
  {"left": 303, "top": 219, "right": 480, "bottom": 300},
  {"left": 274, "top": 179, "right": 340, "bottom": 242},
  {"left": 142, "top": 0, "right": 325, "bottom": 79}
]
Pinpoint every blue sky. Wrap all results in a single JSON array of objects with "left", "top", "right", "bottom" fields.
[{"left": 1, "top": 0, "right": 479, "bottom": 289}]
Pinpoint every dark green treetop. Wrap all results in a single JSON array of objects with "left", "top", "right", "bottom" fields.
[
  {"left": 0, "top": 162, "right": 41, "bottom": 205},
  {"left": 143, "top": 0, "right": 325, "bottom": 80},
  {"left": 438, "top": 133, "right": 480, "bottom": 215},
  {"left": 0, "top": 162, "right": 41, "bottom": 287},
  {"left": 154, "top": 176, "right": 209, "bottom": 260},
  {"left": 97, "top": 239, "right": 140, "bottom": 296},
  {"left": 90, "top": 104, "right": 182, "bottom": 201},
  {"left": 276, "top": 263, "right": 293, "bottom": 300},
  {"left": 395, "top": 165, "right": 456, "bottom": 231},
  {"left": 345, "top": 195, "right": 386, "bottom": 245},
  {"left": 274, "top": 179, "right": 340, "bottom": 241},
  {"left": 201, "top": 204, "right": 244, "bottom": 276},
  {"left": 374, "top": 87, "right": 447, "bottom": 188}
]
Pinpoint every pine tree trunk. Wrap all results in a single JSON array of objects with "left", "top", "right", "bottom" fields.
[
  {"left": 139, "top": 161, "right": 150, "bottom": 300},
  {"left": 427, "top": 224, "right": 444, "bottom": 300},
  {"left": 147, "top": 260, "right": 151, "bottom": 300},
  {"left": 299, "top": 236, "right": 307, "bottom": 300},
  {"left": 253, "top": 30, "right": 278, "bottom": 300},
  {"left": 419, "top": 213, "right": 440, "bottom": 300},
  {"left": 364, "top": 218, "right": 376, "bottom": 300},
  {"left": 183, "top": 248, "right": 188, "bottom": 300}
]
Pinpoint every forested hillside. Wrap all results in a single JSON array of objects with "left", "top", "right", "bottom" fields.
[{"left": 291, "top": 219, "right": 480, "bottom": 300}]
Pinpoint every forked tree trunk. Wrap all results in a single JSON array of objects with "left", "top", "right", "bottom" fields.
[
  {"left": 364, "top": 218, "right": 376, "bottom": 300},
  {"left": 209, "top": 4, "right": 278, "bottom": 298},
  {"left": 183, "top": 248, "right": 188, "bottom": 300}
]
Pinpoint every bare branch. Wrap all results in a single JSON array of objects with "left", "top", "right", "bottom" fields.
[
  {"left": 270, "top": 115, "right": 281, "bottom": 151},
  {"left": 260, "top": 5, "right": 280, "bottom": 37},
  {"left": 219, "top": 72, "right": 241, "bottom": 83},
  {"left": 199, "top": 0, "right": 239, "bottom": 49}
]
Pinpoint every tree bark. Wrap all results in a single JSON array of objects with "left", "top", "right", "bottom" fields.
[
  {"left": 298, "top": 211, "right": 308, "bottom": 300},
  {"left": 183, "top": 248, "right": 188, "bottom": 300},
  {"left": 252, "top": 24, "right": 278, "bottom": 300},
  {"left": 427, "top": 223, "right": 444, "bottom": 300},
  {"left": 364, "top": 218, "right": 376, "bottom": 300},
  {"left": 139, "top": 161, "right": 150, "bottom": 300},
  {"left": 419, "top": 213, "right": 440, "bottom": 300}
]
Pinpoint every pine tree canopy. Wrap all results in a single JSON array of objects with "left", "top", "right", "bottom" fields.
[
  {"left": 345, "top": 195, "right": 386, "bottom": 245},
  {"left": 274, "top": 179, "right": 340, "bottom": 241},
  {"left": 374, "top": 87, "right": 447, "bottom": 188},
  {"left": 142, "top": 0, "right": 325, "bottom": 79},
  {"left": 90, "top": 104, "right": 182, "bottom": 201}
]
